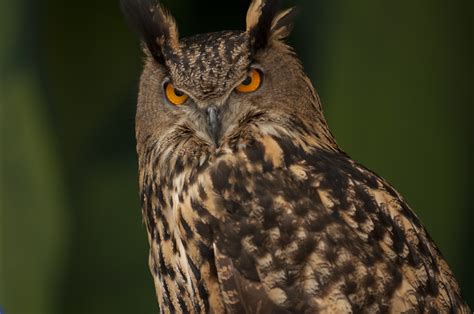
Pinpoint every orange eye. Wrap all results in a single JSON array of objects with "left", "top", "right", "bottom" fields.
[
  {"left": 236, "top": 69, "right": 262, "bottom": 93},
  {"left": 165, "top": 82, "right": 189, "bottom": 106}
]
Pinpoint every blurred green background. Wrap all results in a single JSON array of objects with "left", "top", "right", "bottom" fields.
[{"left": 1, "top": 0, "right": 472, "bottom": 313}]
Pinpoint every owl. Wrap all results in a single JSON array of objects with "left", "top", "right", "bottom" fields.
[{"left": 120, "top": 0, "right": 470, "bottom": 313}]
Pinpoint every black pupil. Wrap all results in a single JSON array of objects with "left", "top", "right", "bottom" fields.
[
  {"left": 174, "top": 88, "right": 184, "bottom": 97},
  {"left": 242, "top": 76, "right": 252, "bottom": 86}
]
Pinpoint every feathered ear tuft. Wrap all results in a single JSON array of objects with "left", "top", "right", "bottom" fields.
[
  {"left": 246, "top": 0, "right": 297, "bottom": 53},
  {"left": 270, "top": 7, "right": 298, "bottom": 42},
  {"left": 120, "top": 0, "right": 179, "bottom": 64}
]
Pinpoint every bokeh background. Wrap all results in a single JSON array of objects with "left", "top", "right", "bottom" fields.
[{"left": 1, "top": 0, "right": 473, "bottom": 313}]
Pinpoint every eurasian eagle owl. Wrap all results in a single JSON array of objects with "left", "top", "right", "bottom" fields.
[{"left": 120, "top": 0, "right": 470, "bottom": 312}]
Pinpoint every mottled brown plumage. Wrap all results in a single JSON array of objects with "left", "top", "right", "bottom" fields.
[{"left": 121, "top": 0, "right": 470, "bottom": 312}]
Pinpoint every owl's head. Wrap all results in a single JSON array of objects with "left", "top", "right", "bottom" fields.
[{"left": 122, "top": 0, "right": 335, "bottom": 159}]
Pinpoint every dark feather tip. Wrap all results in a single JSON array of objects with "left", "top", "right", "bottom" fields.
[
  {"left": 250, "top": 0, "right": 281, "bottom": 51},
  {"left": 120, "top": 0, "right": 165, "bottom": 63},
  {"left": 247, "top": 0, "right": 298, "bottom": 53}
]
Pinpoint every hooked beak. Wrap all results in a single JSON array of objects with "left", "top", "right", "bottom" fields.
[{"left": 206, "top": 106, "right": 221, "bottom": 146}]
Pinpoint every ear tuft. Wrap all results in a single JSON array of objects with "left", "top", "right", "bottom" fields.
[
  {"left": 246, "top": 0, "right": 297, "bottom": 52},
  {"left": 270, "top": 7, "right": 298, "bottom": 42},
  {"left": 120, "top": 0, "right": 179, "bottom": 64}
]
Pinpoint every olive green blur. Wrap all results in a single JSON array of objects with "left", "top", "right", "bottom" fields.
[{"left": 1, "top": 0, "right": 472, "bottom": 313}]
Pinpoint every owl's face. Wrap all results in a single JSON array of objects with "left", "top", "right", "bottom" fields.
[{"left": 124, "top": 0, "right": 331, "bottom": 158}]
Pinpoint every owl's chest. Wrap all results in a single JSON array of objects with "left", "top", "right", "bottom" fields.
[
  {"left": 143, "top": 156, "right": 230, "bottom": 313},
  {"left": 143, "top": 134, "right": 308, "bottom": 312}
]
